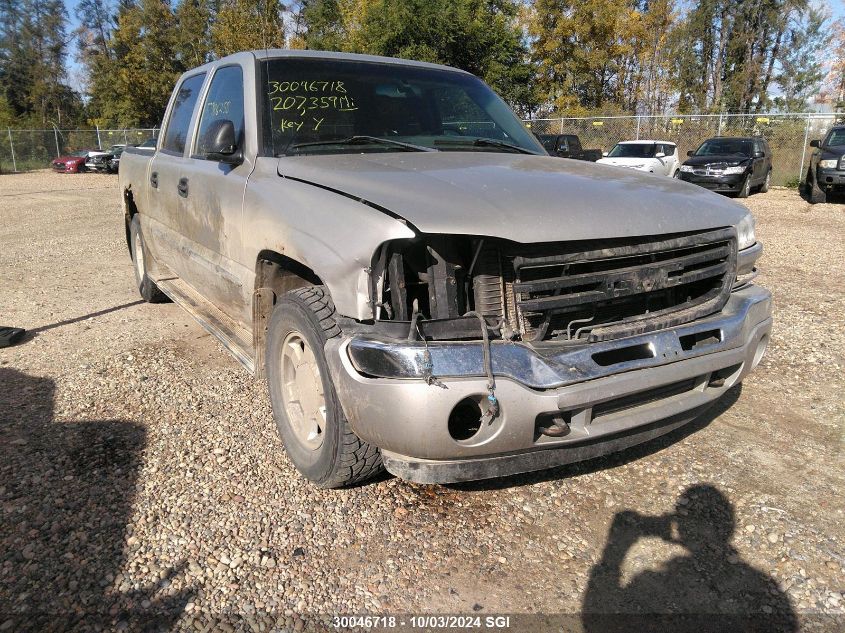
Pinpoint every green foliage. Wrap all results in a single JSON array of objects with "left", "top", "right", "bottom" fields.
[
  {"left": 299, "top": 0, "right": 539, "bottom": 115},
  {"left": 1, "top": 0, "right": 836, "bottom": 128},
  {"left": 211, "top": 0, "right": 285, "bottom": 58}
]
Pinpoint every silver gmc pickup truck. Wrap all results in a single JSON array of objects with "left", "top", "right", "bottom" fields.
[{"left": 119, "top": 50, "right": 772, "bottom": 487}]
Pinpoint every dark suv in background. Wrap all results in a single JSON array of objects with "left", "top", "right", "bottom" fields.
[
  {"left": 805, "top": 126, "right": 845, "bottom": 204},
  {"left": 679, "top": 136, "right": 772, "bottom": 198}
]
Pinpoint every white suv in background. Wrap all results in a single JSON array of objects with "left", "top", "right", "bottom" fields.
[{"left": 597, "top": 140, "right": 681, "bottom": 177}]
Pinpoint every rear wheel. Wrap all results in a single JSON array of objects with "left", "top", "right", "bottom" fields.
[
  {"left": 129, "top": 215, "right": 167, "bottom": 303},
  {"left": 266, "top": 286, "right": 383, "bottom": 488},
  {"left": 759, "top": 170, "right": 771, "bottom": 193}
]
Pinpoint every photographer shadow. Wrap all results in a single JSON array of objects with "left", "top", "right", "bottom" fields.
[
  {"left": 582, "top": 484, "right": 798, "bottom": 633},
  {"left": 0, "top": 367, "right": 193, "bottom": 631}
]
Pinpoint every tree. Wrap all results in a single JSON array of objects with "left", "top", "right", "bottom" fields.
[
  {"left": 773, "top": 5, "right": 829, "bottom": 111},
  {"left": 211, "top": 0, "right": 285, "bottom": 57},
  {"left": 90, "top": 0, "right": 181, "bottom": 126},
  {"left": 300, "top": 0, "right": 539, "bottom": 114},
  {"left": 174, "top": 0, "right": 212, "bottom": 67},
  {"left": 0, "top": 0, "right": 81, "bottom": 125}
]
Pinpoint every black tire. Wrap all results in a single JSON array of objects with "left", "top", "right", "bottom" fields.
[
  {"left": 672, "top": 170, "right": 680, "bottom": 178},
  {"left": 129, "top": 215, "right": 167, "bottom": 303},
  {"left": 265, "top": 286, "right": 383, "bottom": 488},
  {"left": 808, "top": 168, "right": 827, "bottom": 204},
  {"left": 759, "top": 170, "right": 771, "bottom": 193},
  {"left": 736, "top": 174, "right": 751, "bottom": 198}
]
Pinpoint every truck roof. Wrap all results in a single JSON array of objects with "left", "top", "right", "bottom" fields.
[{"left": 216, "top": 49, "right": 472, "bottom": 76}]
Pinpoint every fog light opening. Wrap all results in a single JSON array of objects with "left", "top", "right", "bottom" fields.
[
  {"left": 448, "top": 397, "right": 484, "bottom": 441},
  {"left": 752, "top": 334, "right": 769, "bottom": 369},
  {"left": 535, "top": 412, "right": 572, "bottom": 440},
  {"left": 708, "top": 363, "right": 743, "bottom": 388}
]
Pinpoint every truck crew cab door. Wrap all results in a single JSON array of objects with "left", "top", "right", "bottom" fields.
[
  {"left": 176, "top": 64, "right": 253, "bottom": 327},
  {"left": 145, "top": 72, "right": 207, "bottom": 285}
]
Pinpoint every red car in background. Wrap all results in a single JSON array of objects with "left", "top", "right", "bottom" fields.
[{"left": 51, "top": 149, "right": 108, "bottom": 173}]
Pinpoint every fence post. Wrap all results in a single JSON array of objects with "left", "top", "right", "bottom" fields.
[
  {"left": 559, "top": 118, "right": 564, "bottom": 134},
  {"left": 123, "top": 129, "right": 128, "bottom": 145},
  {"left": 7, "top": 128, "right": 17, "bottom": 172},
  {"left": 636, "top": 116, "right": 641, "bottom": 140},
  {"left": 96, "top": 125, "right": 102, "bottom": 150},
  {"left": 53, "top": 127, "right": 60, "bottom": 157},
  {"left": 798, "top": 113, "right": 811, "bottom": 183},
  {"left": 718, "top": 113, "right": 723, "bottom": 136}
]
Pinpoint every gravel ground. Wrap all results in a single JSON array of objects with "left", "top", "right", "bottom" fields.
[{"left": 1, "top": 172, "right": 843, "bottom": 632}]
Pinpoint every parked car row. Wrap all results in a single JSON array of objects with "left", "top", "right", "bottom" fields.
[
  {"left": 536, "top": 131, "right": 773, "bottom": 199},
  {"left": 50, "top": 139, "right": 156, "bottom": 174}
]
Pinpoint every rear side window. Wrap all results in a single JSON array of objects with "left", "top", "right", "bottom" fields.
[
  {"left": 196, "top": 66, "right": 245, "bottom": 157},
  {"left": 162, "top": 73, "right": 206, "bottom": 154}
]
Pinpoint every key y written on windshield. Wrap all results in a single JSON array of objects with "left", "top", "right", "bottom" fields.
[{"left": 268, "top": 80, "right": 358, "bottom": 133}]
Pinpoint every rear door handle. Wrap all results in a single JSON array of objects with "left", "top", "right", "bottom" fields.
[
  {"left": 150, "top": 171, "right": 158, "bottom": 188},
  {"left": 177, "top": 177, "right": 189, "bottom": 198}
]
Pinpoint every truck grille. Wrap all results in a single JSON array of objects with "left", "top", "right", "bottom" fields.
[{"left": 475, "top": 228, "right": 736, "bottom": 342}]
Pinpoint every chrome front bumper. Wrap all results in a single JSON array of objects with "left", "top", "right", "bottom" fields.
[{"left": 325, "top": 285, "right": 772, "bottom": 483}]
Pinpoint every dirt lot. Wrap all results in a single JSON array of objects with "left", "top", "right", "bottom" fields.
[{"left": 1, "top": 171, "right": 843, "bottom": 632}]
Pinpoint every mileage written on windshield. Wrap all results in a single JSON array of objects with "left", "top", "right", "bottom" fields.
[{"left": 268, "top": 80, "right": 358, "bottom": 131}]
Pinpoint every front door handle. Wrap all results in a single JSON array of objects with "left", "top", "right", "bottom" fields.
[
  {"left": 177, "top": 177, "right": 189, "bottom": 198},
  {"left": 150, "top": 171, "right": 158, "bottom": 188}
]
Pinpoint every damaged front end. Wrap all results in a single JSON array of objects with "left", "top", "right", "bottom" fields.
[{"left": 325, "top": 227, "right": 771, "bottom": 483}]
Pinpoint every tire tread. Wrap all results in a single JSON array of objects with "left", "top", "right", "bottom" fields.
[{"left": 283, "top": 286, "right": 383, "bottom": 487}]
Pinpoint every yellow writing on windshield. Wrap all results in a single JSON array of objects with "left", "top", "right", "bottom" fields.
[{"left": 269, "top": 80, "right": 357, "bottom": 132}]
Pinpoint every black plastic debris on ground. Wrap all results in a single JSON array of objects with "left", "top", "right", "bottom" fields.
[{"left": 0, "top": 326, "right": 25, "bottom": 348}]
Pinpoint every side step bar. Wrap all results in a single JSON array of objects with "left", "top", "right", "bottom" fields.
[{"left": 157, "top": 277, "right": 256, "bottom": 375}]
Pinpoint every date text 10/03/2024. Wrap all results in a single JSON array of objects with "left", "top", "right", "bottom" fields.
[
  {"left": 332, "top": 615, "right": 512, "bottom": 629},
  {"left": 269, "top": 80, "right": 359, "bottom": 133}
]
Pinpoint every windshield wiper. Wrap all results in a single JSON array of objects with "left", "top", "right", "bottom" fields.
[
  {"left": 287, "top": 135, "right": 437, "bottom": 154},
  {"left": 434, "top": 137, "right": 538, "bottom": 154}
]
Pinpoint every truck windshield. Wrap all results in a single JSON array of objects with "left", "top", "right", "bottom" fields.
[
  {"left": 694, "top": 139, "right": 753, "bottom": 157},
  {"left": 824, "top": 128, "right": 845, "bottom": 146},
  {"left": 607, "top": 143, "right": 656, "bottom": 158},
  {"left": 262, "top": 58, "right": 544, "bottom": 156}
]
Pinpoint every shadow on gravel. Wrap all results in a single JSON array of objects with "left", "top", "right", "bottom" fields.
[
  {"left": 0, "top": 367, "right": 193, "bottom": 631},
  {"left": 13, "top": 300, "right": 147, "bottom": 347},
  {"left": 582, "top": 484, "right": 798, "bottom": 633},
  {"left": 448, "top": 384, "right": 742, "bottom": 492}
]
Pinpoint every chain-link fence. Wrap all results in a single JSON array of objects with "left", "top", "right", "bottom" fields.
[
  {"left": 526, "top": 113, "right": 843, "bottom": 186},
  {"left": 3, "top": 114, "right": 843, "bottom": 184},
  {"left": 0, "top": 128, "right": 159, "bottom": 173}
]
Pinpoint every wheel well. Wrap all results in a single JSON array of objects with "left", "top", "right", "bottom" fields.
[{"left": 252, "top": 251, "right": 323, "bottom": 378}]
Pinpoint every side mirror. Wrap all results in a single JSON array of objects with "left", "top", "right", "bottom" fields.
[
  {"left": 655, "top": 152, "right": 665, "bottom": 158},
  {"left": 203, "top": 119, "right": 242, "bottom": 165},
  {"left": 602, "top": 151, "right": 608, "bottom": 157},
  {"left": 809, "top": 139, "right": 820, "bottom": 148},
  {"left": 687, "top": 150, "right": 695, "bottom": 157}
]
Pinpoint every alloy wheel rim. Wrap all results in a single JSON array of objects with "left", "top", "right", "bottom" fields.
[{"left": 280, "top": 331, "right": 326, "bottom": 450}]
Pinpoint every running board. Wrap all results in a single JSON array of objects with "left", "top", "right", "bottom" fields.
[{"left": 157, "top": 277, "right": 255, "bottom": 375}]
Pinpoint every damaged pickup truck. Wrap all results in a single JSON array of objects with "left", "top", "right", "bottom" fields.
[{"left": 119, "top": 50, "right": 771, "bottom": 487}]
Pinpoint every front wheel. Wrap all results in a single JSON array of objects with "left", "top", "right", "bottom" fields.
[
  {"left": 736, "top": 175, "right": 751, "bottom": 198},
  {"left": 265, "top": 286, "right": 383, "bottom": 488},
  {"left": 672, "top": 170, "right": 680, "bottom": 178},
  {"left": 807, "top": 168, "right": 827, "bottom": 204}
]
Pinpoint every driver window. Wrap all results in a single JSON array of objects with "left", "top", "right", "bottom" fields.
[{"left": 196, "top": 65, "right": 245, "bottom": 158}]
